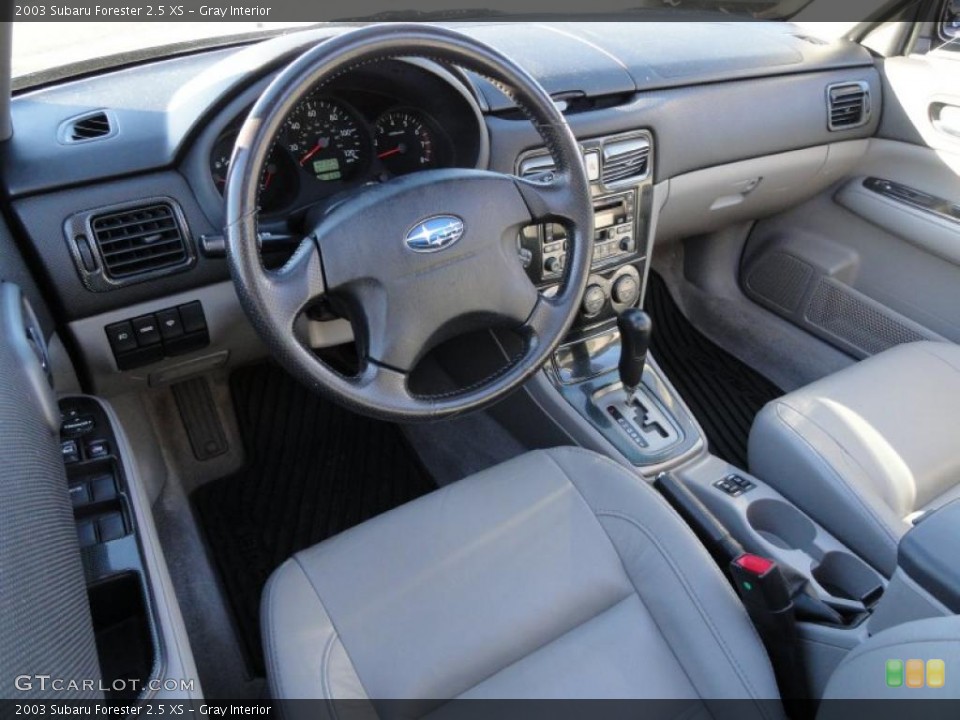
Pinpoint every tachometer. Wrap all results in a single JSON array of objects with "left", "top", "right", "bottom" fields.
[
  {"left": 283, "top": 98, "right": 368, "bottom": 182},
  {"left": 374, "top": 110, "right": 438, "bottom": 176}
]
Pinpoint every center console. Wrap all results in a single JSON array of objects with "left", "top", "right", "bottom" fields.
[
  {"left": 517, "top": 131, "right": 653, "bottom": 335},
  {"left": 516, "top": 130, "right": 703, "bottom": 472}
]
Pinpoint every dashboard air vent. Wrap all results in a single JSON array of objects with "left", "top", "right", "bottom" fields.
[
  {"left": 61, "top": 111, "right": 114, "bottom": 143},
  {"left": 91, "top": 203, "right": 188, "bottom": 279},
  {"left": 601, "top": 137, "right": 650, "bottom": 185},
  {"left": 827, "top": 82, "right": 871, "bottom": 131}
]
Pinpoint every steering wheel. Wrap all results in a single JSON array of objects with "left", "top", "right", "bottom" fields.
[{"left": 225, "top": 24, "right": 593, "bottom": 421}]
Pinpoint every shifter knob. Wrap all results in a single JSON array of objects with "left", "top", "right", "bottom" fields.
[{"left": 617, "top": 308, "right": 653, "bottom": 402}]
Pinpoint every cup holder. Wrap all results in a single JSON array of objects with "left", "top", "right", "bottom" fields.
[
  {"left": 812, "top": 551, "right": 885, "bottom": 606},
  {"left": 746, "top": 499, "right": 819, "bottom": 556}
]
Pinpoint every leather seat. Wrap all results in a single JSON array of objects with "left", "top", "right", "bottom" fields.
[
  {"left": 262, "top": 447, "right": 782, "bottom": 708},
  {"left": 749, "top": 341, "right": 960, "bottom": 577}
]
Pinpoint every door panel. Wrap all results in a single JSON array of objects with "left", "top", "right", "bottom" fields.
[
  {"left": 741, "top": 47, "right": 960, "bottom": 358},
  {"left": 0, "top": 281, "right": 102, "bottom": 699}
]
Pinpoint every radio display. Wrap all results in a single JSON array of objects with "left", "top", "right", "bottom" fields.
[{"left": 594, "top": 199, "right": 623, "bottom": 230}]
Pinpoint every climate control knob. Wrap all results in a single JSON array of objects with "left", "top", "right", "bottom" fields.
[
  {"left": 612, "top": 274, "right": 640, "bottom": 306},
  {"left": 581, "top": 284, "right": 607, "bottom": 318}
]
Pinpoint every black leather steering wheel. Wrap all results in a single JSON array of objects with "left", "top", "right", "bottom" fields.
[{"left": 225, "top": 24, "right": 593, "bottom": 421}]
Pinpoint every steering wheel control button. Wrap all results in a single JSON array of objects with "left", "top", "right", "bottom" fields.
[
  {"left": 105, "top": 321, "right": 137, "bottom": 354},
  {"left": 131, "top": 315, "right": 161, "bottom": 346},
  {"left": 156, "top": 308, "right": 184, "bottom": 340}
]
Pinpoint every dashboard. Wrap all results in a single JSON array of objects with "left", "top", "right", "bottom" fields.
[
  {"left": 198, "top": 60, "right": 486, "bottom": 222},
  {"left": 1, "top": 22, "right": 883, "bottom": 395}
]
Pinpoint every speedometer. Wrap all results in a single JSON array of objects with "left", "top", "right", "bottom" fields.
[{"left": 282, "top": 98, "right": 368, "bottom": 182}]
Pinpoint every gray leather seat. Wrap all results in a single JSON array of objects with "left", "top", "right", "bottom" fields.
[
  {"left": 262, "top": 447, "right": 782, "bottom": 707},
  {"left": 749, "top": 341, "right": 960, "bottom": 577}
]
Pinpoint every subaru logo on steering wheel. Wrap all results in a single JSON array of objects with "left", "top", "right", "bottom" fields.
[{"left": 404, "top": 215, "right": 465, "bottom": 253}]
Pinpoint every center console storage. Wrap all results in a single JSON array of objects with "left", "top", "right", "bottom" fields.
[{"left": 677, "top": 454, "right": 887, "bottom": 624}]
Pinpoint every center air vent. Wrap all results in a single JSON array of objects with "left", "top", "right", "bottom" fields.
[
  {"left": 60, "top": 110, "right": 115, "bottom": 144},
  {"left": 601, "top": 137, "right": 651, "bottom": 186},
  {"left": 827, "top": 82, "right": 871, "bottom": 131},
  {"left": 91, "top": 203, "right": 189, "bottom": 279}
]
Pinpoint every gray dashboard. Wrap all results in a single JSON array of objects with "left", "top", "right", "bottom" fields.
[{"left": 3, "top": 21, "right": 881, "bottom": 322}]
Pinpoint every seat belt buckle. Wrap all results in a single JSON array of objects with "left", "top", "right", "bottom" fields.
[{"left": 730, "top": 553, "right": 791, "bottom": 613}]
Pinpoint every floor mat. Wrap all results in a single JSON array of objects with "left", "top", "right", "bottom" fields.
[
  {"left": 644, "top": 272, "right": 783, "bottom": 469},
  {"left": 193, "top": 362, "right": 435, "bottom": 676}
]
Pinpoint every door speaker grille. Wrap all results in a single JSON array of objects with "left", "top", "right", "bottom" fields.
[
  {"left": 745, "top": 252, "right": 814, "bottom": 313},
  {"left": 806, "top": 279, "right": 927, "bottom": 356}
]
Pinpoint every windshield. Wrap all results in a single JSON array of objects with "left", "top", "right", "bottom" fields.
[
  {"left": 13, "top": 10, "right": 846, "bottom": 86},
  {"left": 12, "top": 22, "right": 314, "bottom": 82}
]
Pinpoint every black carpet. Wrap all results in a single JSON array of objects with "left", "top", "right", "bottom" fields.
[
  {"left": 193, "top": 363, "right": 435, "bottom": 676},
  {"left": 644, "top": 273, "right": 783, "bottom": 469}
]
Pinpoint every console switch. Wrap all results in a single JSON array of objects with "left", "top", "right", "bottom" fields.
[
  {"left": 714, "top": 474, "right": 756, "bottom": 497},
  {"left": 107, "top": 301, "right": 210, "bottom": 370}
]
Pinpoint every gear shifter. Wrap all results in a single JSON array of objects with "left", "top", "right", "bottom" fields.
[{"left": 617, "top": 308, "right": 652, "bottom": 404}]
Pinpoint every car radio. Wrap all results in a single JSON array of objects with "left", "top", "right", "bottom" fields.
[{"left": 518, "top": 190, "right": 638, "bottom": 284}]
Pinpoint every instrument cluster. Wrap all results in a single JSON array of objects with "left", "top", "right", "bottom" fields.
[{"left": 209, "top": 90, "right": 455, "bottom": 215}]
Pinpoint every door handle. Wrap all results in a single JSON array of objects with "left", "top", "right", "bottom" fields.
[{"left": 931, "top": 102, "right": 960, "bottom": 139}]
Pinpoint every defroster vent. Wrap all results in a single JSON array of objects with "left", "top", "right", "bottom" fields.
[{"left": 91, "top": 203, "right": 189, "bottom": 279}]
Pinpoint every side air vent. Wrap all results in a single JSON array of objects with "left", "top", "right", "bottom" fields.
[
  {"left": 601, "top": 137, "right": 651, "bottom": 186},
  {"left": 827, "top": 82, "right": 871, "bottom": 131},
  {"left": 91, "top": 203, "right": 189, "bottom": 279},
  {"left": 59, "top": 110, "right": 115, "bottom": 144}
]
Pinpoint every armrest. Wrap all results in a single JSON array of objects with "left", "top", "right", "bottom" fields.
[
  {"left": 899, "top": 499, "right": 960, "bottom": 613},
  {"left": 821, "top": 616, "right": 960, "bottom": 701}
]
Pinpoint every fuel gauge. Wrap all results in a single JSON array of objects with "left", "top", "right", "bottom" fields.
[{"left": 210, "top": 133, "right": 297, "bottom": 214}]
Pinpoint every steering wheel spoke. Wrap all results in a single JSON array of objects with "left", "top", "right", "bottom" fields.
[
  {"left": 264, "top": 236, "right": 326, "bottom": 329},
  {"left": 515, "top": 172, "right": 585, "bottom": 228}
]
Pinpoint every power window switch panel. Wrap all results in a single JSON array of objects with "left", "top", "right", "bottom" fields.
[
  {"left": 90, "top": 474, "right": 117, "bottom": 502},
  {"left": 61, "top": 439, "right": 80, "bottom": 464},
  {"left": 86, "top": 439, "right": 110, "bottom": 460},
  {"left": 98, "top": 513, "right": 126, "bottom": 543},
  {"left": 68, "top": 482, "right": 91, "bottom": 508},
  {"left": 77, "top": 522, "right": 98, "bottom": 548}
]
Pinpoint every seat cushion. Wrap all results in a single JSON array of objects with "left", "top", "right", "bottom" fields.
[
  {"left": 262, "top": 447, "right": 782, "bottom": 712},
  {"left": 749, "top": 341, "right": 960, "bottom": 577}
]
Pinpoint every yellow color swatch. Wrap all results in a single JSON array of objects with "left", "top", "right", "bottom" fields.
[
  {"left": 906, "top": 659, "right": 925, "bottom": 688},
  {"left": 926, "top": 659, "right": 945, "bottom": 689}
]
